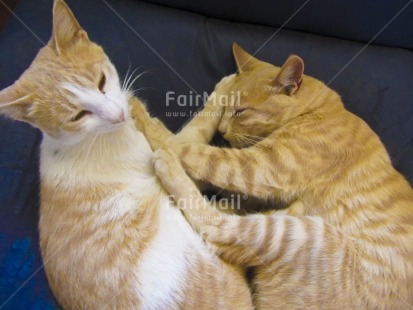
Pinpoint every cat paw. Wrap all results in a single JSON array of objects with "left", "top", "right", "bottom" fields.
[
  {"left": 214, "top": 74, "right": 236, "bottom": 93},
  {"left": 153, "top": 148, "right": 189, "bottom": 192},
  {"left": 153, "top": 149, "right": 175, "bottom": 179},
  {"left": 195, "top": 214, "right": 236, "bottom": 245}
]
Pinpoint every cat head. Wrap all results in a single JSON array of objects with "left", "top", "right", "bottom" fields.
[
  {"left": 0, "top": 0, "right": 128, "bottom": 145},
  {"left": 218, "top": 43, "right": 324, "bottom": 148}
]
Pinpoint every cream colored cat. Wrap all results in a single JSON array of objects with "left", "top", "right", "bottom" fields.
[
  {"left": 151, "top": 45, "right": 413, "bottom": 309},
  {"left": 0, "top": 1, "right": 253, "bottom": 309}
]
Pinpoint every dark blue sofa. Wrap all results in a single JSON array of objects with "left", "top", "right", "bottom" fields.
[{"left": 0, "top": 0, "right": 412, "bottom": 308}]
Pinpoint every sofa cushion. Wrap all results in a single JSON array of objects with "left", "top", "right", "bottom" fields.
[{"left": 143, "top": 0, "right": 413, "bottom": 50}]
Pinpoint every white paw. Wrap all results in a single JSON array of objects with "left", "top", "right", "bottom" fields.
[
  {"left": 153, "top": 149, "right": 173, "bottom": 179},
  {"left": 153, "top": 148, "right": 186, "bottom": 181}
]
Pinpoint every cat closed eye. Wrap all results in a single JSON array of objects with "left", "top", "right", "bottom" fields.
[
  {"left": 98, "top": 73, "right": 106, "bottom": 94},
  {"left": 71, "top": 110, "right": 92, "bottom": 122},
  {"left": 234, "top": 108, "right": 247, "bottom": 116}
]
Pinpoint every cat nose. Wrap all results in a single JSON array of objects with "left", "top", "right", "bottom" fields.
[
  {"left": 116, "top": 112, "right": 125, "bottom": 123},
  {"left": 104, "top": 102, "right": 126, "bottom": 124},
  {"left": 102, "top": 108, "right": 125, "bottom": 124},
  {"left": 219, "top": 127, "right": 227, "bottom": 136},
  {"left": 111, "top": 112, "right": 125, "bottom": 124}
]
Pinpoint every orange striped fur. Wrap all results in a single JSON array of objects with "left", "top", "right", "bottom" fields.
[
  {"left": 0, "top": 2, "right": 253, "bottom": 309},
  {"left": 155, "top": 44, "right": 413, "bottom": 309}
]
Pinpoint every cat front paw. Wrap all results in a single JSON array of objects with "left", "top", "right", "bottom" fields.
[
  {"left": 153, "top": 148, "right": 190, "bottom": 195},
  {"left": 214, "top": 74, "right": 236, "bottom": 93},
  {"left": 153, "top": 149, "right": 177, "bottom": 179}
]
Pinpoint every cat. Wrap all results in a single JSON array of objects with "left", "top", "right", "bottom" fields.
[
  {"left": 0, "top": 1, "right": 254, "bottom": 309},
  {"left": 150, "top": 44, "right": 413, "bottom": 309}
]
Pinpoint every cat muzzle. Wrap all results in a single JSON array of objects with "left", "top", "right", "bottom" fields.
[
  {"left": 104, "top": 110, "right": 125, "bottom": 124},
  {"left": 93, "top": 102, "right": 126, "bottom": 124}
]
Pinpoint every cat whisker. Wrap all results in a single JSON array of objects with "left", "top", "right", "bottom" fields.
[
  {"left": 128, "top": 86, "right": 149, "bottom": 96},
  {"left": 122, "top": 64, "right": 132, "bottom": 91},
  {"left": 122, "top": 67, "right": 141, "bottom": 92},
  {"left": 125, "top": 71, "right": 147, "bottom": 94},
  {"left": 242, "top": 136, "right": 262, "bottom": 146},
  {"left": 125, "top": 68, "right": 141, "bottom": 90},
  {"left": 242, "top": 133, "right": 263, "bottom": 142},
  {"left": 234, "top": 136, "right": 248, "bottom": 147},
  {"left": 122, "top": 69, "right": 136, "bottom": 91},
  {"left": 230, "top": 132, "right": 262, "bottom": 148}
]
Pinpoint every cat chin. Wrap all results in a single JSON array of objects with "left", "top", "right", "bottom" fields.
[{"left": 95, "top": 121, "right": 127, "bottom": 134}]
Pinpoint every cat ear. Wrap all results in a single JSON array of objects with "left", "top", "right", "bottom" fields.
[
  {"left": 50, "top": 0, "right": 89, "bottom": 54},
  {"left": 273, "top": 55, "right": 304, "bottom": 95},
  {"left": 233, "top": 43, "right": 260, "bottom": 72},
  {"left": 0, "top": 84, "right": 33, "bottom": 121}
]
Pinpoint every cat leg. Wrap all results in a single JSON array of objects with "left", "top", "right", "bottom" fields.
[
  {"left": 129, "top": 91, "right": 221, "bottom": 150},
  {"left": 153, "top": 148, "right": 219, "bottom": 224},
  {"left": 169, "top": 142, "right": 279, "bottom": 200},
  {"left": 172, "top": 74, "right": 235, "bottom": 144},
  {"left": 169, "top": 123, "right": 329, "bottom": 205},
  {"left": 129, "top": 96, "right": 173, "bottom": 150},
  {"left": 153, "top": 148, "right": 318, "bottom": 267},
  {"left": 153, "top": 148, "right": 248, "bottom": 247},
  {"left": 129, "top": 75, "right": 233, "bottom": 150},
  {"left": 153, "top": 148, "right": 354, "bottom": 267}
]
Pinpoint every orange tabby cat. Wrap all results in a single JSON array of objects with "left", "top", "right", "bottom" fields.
[
  {"left": 0, "top": 1, "right": 253, "bottom": 309},
  {"left": 152, "top": 44, "right": 413, "bottom": 309}
]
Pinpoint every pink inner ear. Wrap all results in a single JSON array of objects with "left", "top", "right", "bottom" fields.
[{"left": 273, "top": 55, "right": 304, "bottom": 95}]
